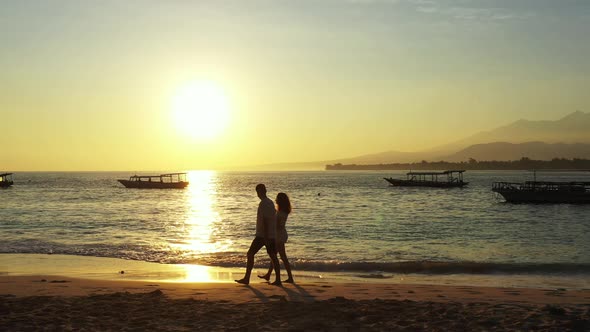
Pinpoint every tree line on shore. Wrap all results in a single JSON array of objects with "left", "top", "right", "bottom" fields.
[{"left": 325, "top": 158, "right": 590, "bottom": 171}]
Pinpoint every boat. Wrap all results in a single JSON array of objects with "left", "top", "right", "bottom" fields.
[
  {"left": 118, "top": 173, "right": 189, "bottom": 189},
  {"left": 0, "top": 173, "right": 14, "bottom": 188},
  {"left": 384, "top": 170, "right": 468, "bottom": 188},
  {"left": 492, "top": 181, "right": 590, "bottom": 203}
]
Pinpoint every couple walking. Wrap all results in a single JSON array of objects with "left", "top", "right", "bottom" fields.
[{"left": 235, "top": 183, "right": 294, "bottom": 286}]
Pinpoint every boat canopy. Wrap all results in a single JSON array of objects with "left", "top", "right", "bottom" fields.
[
  {"left": 407, "top": 170, "right": 465, "bottom": 175},
  {"left": 129, "top": 172, "right": 187, "bottom": 182},
  {"left": 524, "top": 181, "right": 590, "bottom": 186},
  {"left": 405, "top": 170, "right": 465, "bottom": 183}
]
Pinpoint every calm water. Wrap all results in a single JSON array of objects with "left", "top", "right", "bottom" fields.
[{"left": 1, "top": 171, "right": 589, "bottom": 277}]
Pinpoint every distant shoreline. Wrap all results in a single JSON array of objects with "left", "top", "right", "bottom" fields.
[{"left": 326, "top": 158, "right": 590, "bottom": 171}]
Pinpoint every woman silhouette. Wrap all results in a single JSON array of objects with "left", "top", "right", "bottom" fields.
[{"left": 259, "top": 192, "right": 294, "bottom": 283}]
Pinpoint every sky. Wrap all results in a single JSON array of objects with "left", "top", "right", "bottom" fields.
[{"left": 1, "top": 0, "right": 590, "bottom": 171}]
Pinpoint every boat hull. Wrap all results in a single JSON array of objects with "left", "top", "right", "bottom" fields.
[
  {"left": 384, "top": 178, "right": 468, "bottom": 188},
  {"left": 0, "top": 181, "right": 13, "bottom": 188},
  {"left": 118, "top": 180, "right": 188, "bottom": 189},
  {"left": 493, "top": 190, "right": 590, "bottom": 203}
]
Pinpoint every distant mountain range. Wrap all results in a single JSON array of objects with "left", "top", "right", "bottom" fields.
[
  {"left": 435, "top": 110, "right": 590, "bottom": 153},
  {"left": 252, "top": 111, "right": 590, "bottom": 169},
  {"left": 441, "top": 142, "right": 590, "bottom": 162}
]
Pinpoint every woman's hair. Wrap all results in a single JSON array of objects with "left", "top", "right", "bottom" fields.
[{"left": 275, "top": 192, "right": 292, "bottom": 214}]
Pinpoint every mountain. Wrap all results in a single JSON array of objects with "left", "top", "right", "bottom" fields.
[
  {"left": 340, "top": 111, "right": 590, "bottom": 164},
  {"left": 324, "top": 150, "right": 433, "bottom": 165},
  {"left": 253, "top": 111, "right": 590, "bottom": 169},
  {"left": 440, "top": 142, "right": 590, "bottom": 162},
  {"left": 435, "top": 111, "right": 590, "bottom": 153},
  {"left": 241, "top": 151, "right": 429, "bottom": 170}
]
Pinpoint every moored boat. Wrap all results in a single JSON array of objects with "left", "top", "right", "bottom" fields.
[
  {"left": 384, "top": 170, "right": 468, "bottom": 188},
  {"left": 492, "top": 181, "right": 590, "bottom": 203},
  {"left": 118, "top": 173, "right": 188, "bottom": 189},
  {"left": 0, "top": 173, "right": 14, "bottom": 188}
]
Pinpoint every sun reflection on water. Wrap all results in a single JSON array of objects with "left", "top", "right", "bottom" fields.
[
  {"left": 174, "top": 170, "right": 231, "bottom": 256},
  {"left": 161, "top": 264, "right": 237, "bottom": 283}
]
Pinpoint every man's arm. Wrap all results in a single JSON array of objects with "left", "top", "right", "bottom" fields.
[{"left": 263, "top": 202, "right": 273, "bottom": 242}]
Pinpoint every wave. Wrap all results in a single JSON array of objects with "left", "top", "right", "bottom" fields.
[
  {"left": 285, "top": 261, "right": 590, "bottom": 275},
  {"left": 3, "top": 241, "right": 590, "bottom": 275}
]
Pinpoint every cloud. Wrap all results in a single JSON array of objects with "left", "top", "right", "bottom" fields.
[
  {"left": 446, "top": 6, "right": 535, "bottom": 21},
  {"left": 340, "top": 0, "right": 535, "bottom": 21},
  {"left": 416, "top": 6, "right": 438, "bottom": 13},
  {"left": 345, "top": 0, "right": 401, "bottom": 3},
  {"left": 412, "top": 2, "right": 535, "bottom": 22}
]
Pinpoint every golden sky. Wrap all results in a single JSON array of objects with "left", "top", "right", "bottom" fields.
[{"left": 2, "top": 0, "right": 590, "bottom": 171}]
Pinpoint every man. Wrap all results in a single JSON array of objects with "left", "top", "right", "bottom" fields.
[{"left": 235, "top": 183, "right": 282, "bottom": 285}]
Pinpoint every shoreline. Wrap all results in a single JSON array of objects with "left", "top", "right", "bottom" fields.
[
  {"left": 2, "top": 253, "right": 589, "bottom": 290},
  {"left": 2, "top": 253, "right": 590, "bottom": 289},
  {"left": 2, "top": 275, "right": 590, "bottom": 305}
]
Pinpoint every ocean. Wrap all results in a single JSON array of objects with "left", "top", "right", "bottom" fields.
[{"left": 1, "top": 171, "right": 589, "bottom": 287}]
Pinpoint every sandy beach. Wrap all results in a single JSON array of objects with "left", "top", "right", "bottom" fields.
[{"left": 1, "top": 274, "right": 589, "bottom": 331}]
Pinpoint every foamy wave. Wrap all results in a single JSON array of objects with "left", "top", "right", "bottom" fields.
[
  {"left": 287, "top": 261, "right": 590, "bottom": 275},
  {"left": 2, "top": 241, "right": 589, "bottom": 275}
]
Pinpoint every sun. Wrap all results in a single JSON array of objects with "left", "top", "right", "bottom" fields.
[{"left": 172, "top": 81, "right": 230, "bottom": 140}]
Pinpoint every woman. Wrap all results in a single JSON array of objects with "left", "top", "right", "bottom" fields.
[{"left": 259, "top": 192, "right": 294, "bottom": 283}]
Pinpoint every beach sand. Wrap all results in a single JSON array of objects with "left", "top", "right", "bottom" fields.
[{"left": 1, "top": 275, "right": 589, "bottom": 331}]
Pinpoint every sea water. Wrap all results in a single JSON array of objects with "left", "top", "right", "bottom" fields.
[{"left": 1, "top": 171, "right": 589, "bottom": 287}]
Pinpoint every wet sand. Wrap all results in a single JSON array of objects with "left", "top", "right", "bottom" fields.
[{"left": 1, "top": 275, "right": 589, "bottom": 331}]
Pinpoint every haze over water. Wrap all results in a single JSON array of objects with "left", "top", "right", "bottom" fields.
[{"left": 2, "top": 171, "right": 589, "bottom": 286}]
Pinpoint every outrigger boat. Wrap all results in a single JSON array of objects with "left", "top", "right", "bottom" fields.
[
  {"left": 0, "top": 173, "right": 14, "bottom": 188},
  {"left": 384, "top": 170, "right": 468, "bottom": 188},
  {"left": 118, "top": 173, "right": 188, "bottom": 189},
  {"left": 493, "top": 181, "right": 590, "bottom": 203},
  {"left": 492, "top": 171, "right": 590, "bottom": 203}
]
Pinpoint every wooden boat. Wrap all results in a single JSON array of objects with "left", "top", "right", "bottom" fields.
[
  {"left": 384, "top": 170, "right": 468, "bottom": 188},
  {"left": 0, "top": 173, "right": 14, "bottom": 188},
  {"left": 492, "top": 181, "right": 590, "bottom": 203},
  {"left": 118, "top": 173, "right": 188, "bottom": 189}
]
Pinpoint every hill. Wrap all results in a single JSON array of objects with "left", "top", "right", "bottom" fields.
[
  {"left": 440, "top": 142, "right": 590, "bottom": 162},
  {"left": 250, "top": 111, "right": 590, "bottom": 169},
  {"left": 435, "top": 111, "right": 590, "bottom": 153}
]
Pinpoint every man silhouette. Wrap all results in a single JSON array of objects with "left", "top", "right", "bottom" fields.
[{"left": 235, "top": 184, "right": 281, "bottom": 285}]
